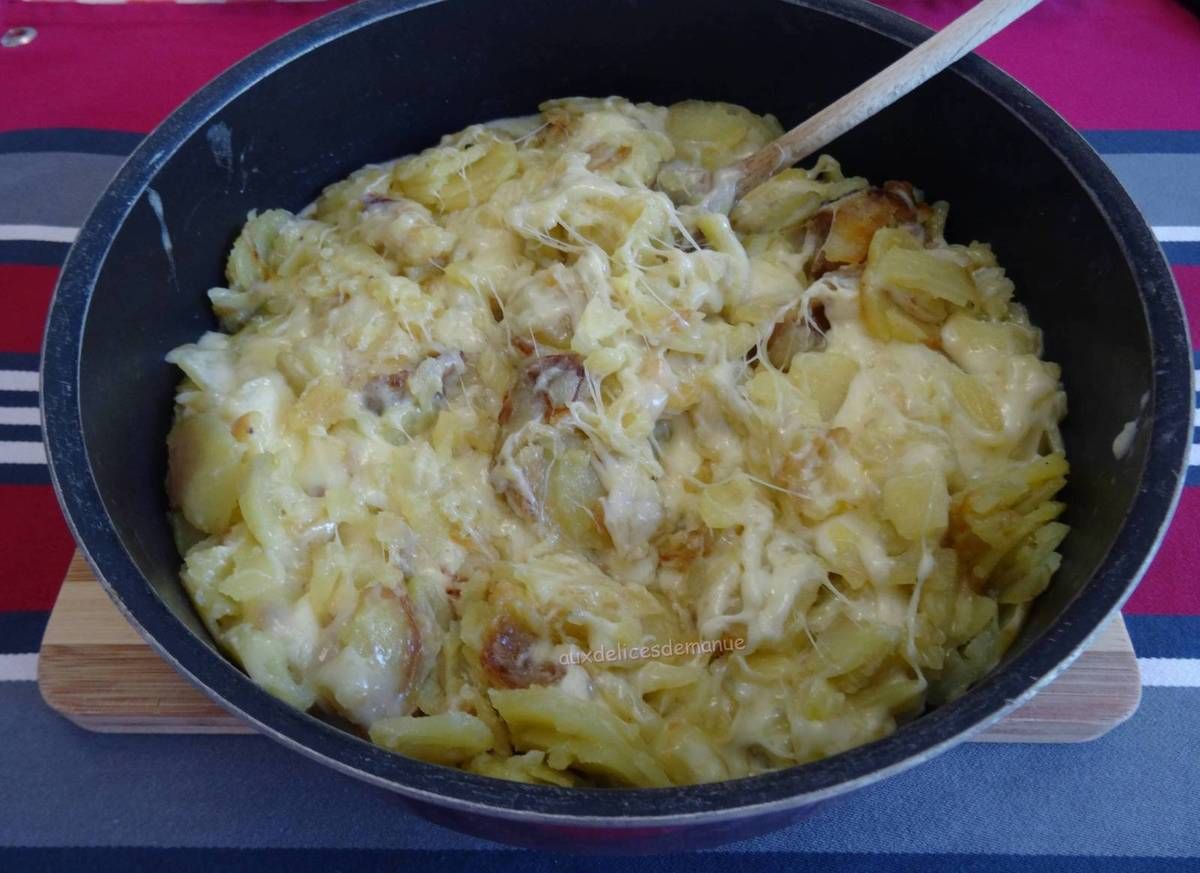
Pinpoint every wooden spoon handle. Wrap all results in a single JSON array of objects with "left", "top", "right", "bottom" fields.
[{"left": 730, "top": 0, "right": 1043, "bottom": 200}]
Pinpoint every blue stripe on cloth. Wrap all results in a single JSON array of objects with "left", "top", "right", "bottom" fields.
[
  {"left": 1124, "top": 615, "right": 1200, "bottom": 659},
  {"left": 0, "top": 424, "right": 41, "bottom": 442},
  {"left": 2, "top": 682, "right": 1199, "bottom": 854},
  {"left": 0, "top": 611, "right": 49, "bottom": 654},
  {"left": 1100, "top": 154, "right": 1200, "bottom": 227},
  {"left": 0, "top": 352, "right": 40, "bottom": 370},
  {"left": 1082, "top": 130, "right": 1200, "bottom": 154},
  {"left": 0, "top": 391, "right": 39, "bottom": 407},
  {"left": 0, "top": 128, "right": 143, "bottom": 157},
  {"left": 0, "top": 240, "right": 68, "bottom": 266},
  {"left": 0, "top": 130, "right": 1197, "bottom": 269},
  {"left": 0, "top": 849, "right": 1194, "bottom": 873},
  {"left": 0, "top": 465, "right": 50, "bottom": 485},
  {"left": 1162, "top": 242, "right": 1200, "bottom": 265},
  {"left": 0, "top": 153, "right": 126, "bottom": 229}
]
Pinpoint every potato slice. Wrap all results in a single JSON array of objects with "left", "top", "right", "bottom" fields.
[
  {"left": 166, "top": 412, "right": 245, "bottom": 535},
  {"left": 395, "top": 136, "right": 518, "bottom": 213},
  {"left": 788, "top": 352, "right": 859, "bottom": 421},
  {"left": 882, "top": 467, "right": 950, "bottom": 541},
  {"left": 490, "top": 686, "right": 671, "bottom": 787},
  {"left": 666, "top": 100, "right": 781, "bottom": 170},
  {"left": 370, "top": 711, "right": 494, "bottom": 765},
  {"left": 547, "top": 447, "right": 609, "bottom": 549}
]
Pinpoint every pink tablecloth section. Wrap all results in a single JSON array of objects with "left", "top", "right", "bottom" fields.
[{"left": 1, "top": 1, "right": 1199, "bottom": 867}]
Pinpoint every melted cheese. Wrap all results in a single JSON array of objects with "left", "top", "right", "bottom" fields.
[{"left": 166, "top": 97, "right": 1070, "bottom": 787}]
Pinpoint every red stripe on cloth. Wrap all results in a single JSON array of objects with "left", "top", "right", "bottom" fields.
[
  {"left": 0, "top": 486, "right": 74, "bottom": 612},
  {"left": 2, "top": 2, "right": 353, "bottom": 133},
  {"left": 1173, "top": 265, "right": 1200, "bottom": 347},
  {"left": 880, "top": 0, "right": 1200, "bottom": 130},
  {"left": 0, "top": 265, "right": 59, "bottom": 353},
  {"left": 1126, "top": 487, "right": 1200, "bottom": 616},
  {"left": 3, "top": 2, "right": 1196, "bottom": 134}
]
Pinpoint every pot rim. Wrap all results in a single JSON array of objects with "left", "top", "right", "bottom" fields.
[{"left": 40, "top": 0, "right": 1192, "bottom": 826}]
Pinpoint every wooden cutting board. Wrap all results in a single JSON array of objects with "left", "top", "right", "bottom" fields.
[{"left": 38, "top": 552, "right": 1142, "bottom": 742}]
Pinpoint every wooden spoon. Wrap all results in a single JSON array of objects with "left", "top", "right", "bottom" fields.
[{"left": 702, "top": 0, "right": 1044, "bottom": 212}]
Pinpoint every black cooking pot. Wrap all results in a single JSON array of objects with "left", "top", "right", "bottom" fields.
[{"left": 41, "top": 0, "right": 1191, "bottom": 853}]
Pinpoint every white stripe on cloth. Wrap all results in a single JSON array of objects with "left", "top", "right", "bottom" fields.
[
  {"left": 0, "top": 370, "right": 38, "bottom": 392},
  {"left": 1190, "top": 444, "right": 1200, "bottom": 467},
  {"left": 0, "top": 441, "right": 45, "bottom": 464},
  {"left": 0, "top": 654, "right": 37, "bottom": 682},
  {"left": 0, "top": 407, "right": 39, "bottom": 426},
  {"left": 1139, "top": 658, "right": 1200, "bottom": 688},
  {"left": 0, "top": 224, "right": 78, "bottom": 244},
  {"left": 1154, "top": 226, "right": 1200, "bottom": 243}
]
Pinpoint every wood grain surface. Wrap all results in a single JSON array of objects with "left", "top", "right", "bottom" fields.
[{"left": 39, "top": 552, "right": 1141, "bottom": 742}]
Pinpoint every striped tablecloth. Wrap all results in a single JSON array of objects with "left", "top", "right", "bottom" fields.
[{"left": 2, "top": 1, "right": 1200, "bottom": 868}]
